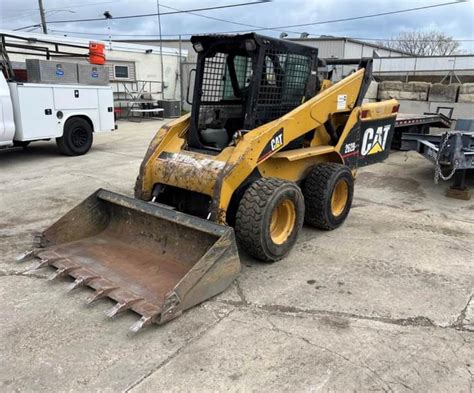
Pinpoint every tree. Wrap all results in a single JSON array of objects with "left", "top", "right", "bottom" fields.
[{"left": 377, "top": 30, "right": 461, "bottom": 56}]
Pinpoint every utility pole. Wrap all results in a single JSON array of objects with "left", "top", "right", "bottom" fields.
[
  {"left": 156, "top": 0, "right": 165, "bottom": 99},
  {"left": 38, "top": 0, "right": 48, "bottom": 34}
]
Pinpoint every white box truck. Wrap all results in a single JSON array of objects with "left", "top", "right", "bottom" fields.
[{"left": 0, "top": 71, "right": 115, "bottom": 155}]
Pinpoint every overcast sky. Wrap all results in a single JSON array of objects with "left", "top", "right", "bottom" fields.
[{"left": 1, "top": 0, "right": 473, "bottom": 52}]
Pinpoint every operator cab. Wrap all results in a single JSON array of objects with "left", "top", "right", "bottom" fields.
[{"left": 188, "top": 34, "right": 319, "bottom": 152}]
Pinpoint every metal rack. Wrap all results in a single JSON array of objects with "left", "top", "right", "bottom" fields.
[
  {"left": 1, "top": 33, "right": 89, "bottom": 82},
  {"left": 112, "top": 80, "right": 164, "bottom": 120}
]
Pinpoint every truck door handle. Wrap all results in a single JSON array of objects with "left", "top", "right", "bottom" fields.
[
  {"left": 74, "top": 90, "right": 79, "bottom": 98},
  {"left": 45, "top": 109, "right": 52, "bottom": 115}
]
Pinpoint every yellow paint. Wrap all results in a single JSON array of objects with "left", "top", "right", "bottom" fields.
[
  {"left": 368, "top": 142, "right": 383, "bottom": 155},
  {"left": 270, "top": 199, "right": 296, "bottom": 245},
  {"left": 331, "top": 179, "right": 349, "bottom": 216},
  {"left": 135, "top": 68, "right": 399, "bottom": 224}
]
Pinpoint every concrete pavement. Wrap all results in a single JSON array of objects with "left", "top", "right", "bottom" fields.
[{"left": 0, "top": 120, "right": 472, "bottom": 392}]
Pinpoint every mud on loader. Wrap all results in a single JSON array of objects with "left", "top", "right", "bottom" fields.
[{"left": 20, "top": 34, "right": 399, "bottom": 332}]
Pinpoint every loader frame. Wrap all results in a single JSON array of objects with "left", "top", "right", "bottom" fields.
[{"left": 135, "top": 35, "right": 399, "bottom": 224}]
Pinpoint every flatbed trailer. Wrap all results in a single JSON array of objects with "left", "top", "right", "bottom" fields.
[
  {"left": 392, "top": 111, "right": 453, "bottom": 149},
  {"left": 401, "top": 119, "right": 474, "bottom": 200}
]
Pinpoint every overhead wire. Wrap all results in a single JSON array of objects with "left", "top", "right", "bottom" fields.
[
  {"left": 31, "top": 1, "right": 269, "bottom": 25},
  {"left": 48, "top": 29, "right": 474, "bottom": 43},
  {"left": 42, "top": 0, "right": 469, "bottom": 39},
  {"left": 156, "top": 3, "right": 297, "bottom": 34}
]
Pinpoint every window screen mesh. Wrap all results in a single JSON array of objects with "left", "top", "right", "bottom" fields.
[
  {"left": 196, "top": 48, "right": 311, "bottom": 131},
  {"left": 254, "top": 50, "right": 311, "bottom": 127},
  {"left": 199, "top": 53, "right": 252, "bottom": 129}
]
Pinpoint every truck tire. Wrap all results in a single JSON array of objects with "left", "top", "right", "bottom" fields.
[
  {"left": 56, "top": 117, "right": 93, "bottom": 156},
  {"left": 235, "top": 178, "right": 304, "bottom": 262},
  {"left": 303, "top": 163, "right": 354, "bottom": 230}
]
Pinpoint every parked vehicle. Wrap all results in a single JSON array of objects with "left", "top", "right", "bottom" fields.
[
  {"left": 0, "top": 73, "right": 115, "bottom": 155},
  {"left": 0, "top": 33, "right": 115, "bottom": 155}
]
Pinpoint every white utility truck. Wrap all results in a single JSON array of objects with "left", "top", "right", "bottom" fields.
[
  {"left": 1, "top": 32, "right": 116, "bottom": 156},
  {"left": 0, "top": 68, "right": 115, "bottom": 156}
]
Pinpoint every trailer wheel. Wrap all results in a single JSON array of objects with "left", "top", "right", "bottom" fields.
[
  {"left": 303, "top": 163, "right": 354, "bottom": 230},
  {"left": 235, "top": 178, "right": 304, "bottom": 262},
  {"left": 56, "top": 117, "right": 93, "bottom": 156}
]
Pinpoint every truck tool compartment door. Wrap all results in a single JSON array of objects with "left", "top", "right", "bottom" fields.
[
  {"left": 97, "top": 88, "right": 114, "bottom": 131},
  {"left": 53, "top": 87, "right": 98, "bottom": 110},
  {"left": 14, "top": 85, "right": 57, "bottom": 140}
]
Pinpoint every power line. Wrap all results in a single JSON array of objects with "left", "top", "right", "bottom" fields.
[
  {"left": 249, "top": 0, "right": 470, "bottom": 31},
  {"left": 1, "top": 0, "right": 117, "bottom": 13},
  {"left": 44, "top": 0, "right": 469, "bottom": 38},
  {"left": 48, "top": 29, "right": 474, "bottom": 43},
  {"left": 157, "top": 3, "right": 296, "bottom": 34},
  {"left": 1, "top": 0, "right": 118, "bottom": 26},
  {"left": 162, "top": 0, "right": 469, "bottom": 34},
  {"left": 22, "top": 1, "right": 268, "bottom": 27}
]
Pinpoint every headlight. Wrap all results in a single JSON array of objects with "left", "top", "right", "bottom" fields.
[
  {"left": 193, "top": 42, "right": 204, "bottom": 53},
  {"left": 245, "top": 39, "right": 256, "bottom": 51}
]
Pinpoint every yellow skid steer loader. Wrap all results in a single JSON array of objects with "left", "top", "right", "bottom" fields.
[{"left": 20, "top": 34, "right": 399, "bottom": 332}]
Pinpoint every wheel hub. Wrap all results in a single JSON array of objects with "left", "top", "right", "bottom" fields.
[
  {"left": 71, "top": 127, "right": 88, "bottom": 148},
  {"left": 331, "top": 179, "right": 349, "bottom": 217},
  {"left": 270, "top": 199, "right": 296, "bottom": 245}
]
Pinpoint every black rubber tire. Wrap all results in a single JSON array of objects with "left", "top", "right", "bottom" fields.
[
  {"left": 56, "top": 117, "right": 93, "bottom": 156},
  {"left": 303, "top": 163, "right": 354, "bottom": 230},
  {"left": 235, "top": 178, "right": 304, "bottom": 262}
]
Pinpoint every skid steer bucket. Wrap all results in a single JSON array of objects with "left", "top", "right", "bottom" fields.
[{"left": 21, "top": 189, "right": 240, "bottom": 332}]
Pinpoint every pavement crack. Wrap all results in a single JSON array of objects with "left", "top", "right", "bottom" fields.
[
  {"left": 265, "top": 318, "right": 394, "bottom": 392},
  {"left": 453, "top": 294, "right": 473, "bottom": 330},
  {"left": 214, "top": 299, "right": 458, "bottom": 330},
  {"left": 234, "top": 279, "right": 249, "bottom": 306},
  {"left": 68, "top": 172, "right": 117, "bottom": 188},
  {"left": 124, "top": 307, "right": 235, "bottom": 392}
]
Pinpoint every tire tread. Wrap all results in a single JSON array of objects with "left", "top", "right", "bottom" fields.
[
  {"left": 303, "top": 163, "right": 352, "bottom": 230},
  {"left": 235, "top": 178, "right": 300, "bottom": 262}
]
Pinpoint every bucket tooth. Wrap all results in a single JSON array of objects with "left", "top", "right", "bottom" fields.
[
  {"left": 26, "top": 257, "right": 54, "bottom": 273},
  {"left": 105, "top": 299, "right": 142, "bottom": 318},
  {"left": 86, "top": 287, "right": 117, "bottom": 305},
  {"left": 67, "top": 276, "right": 95, "bottom": 292},
  {"left": 129, "top": 316, "right": 153, "bottom": 333},
  {"left": 105, "top": 302, "right": 129, "bottom": 318},
  {"left": 47, "top": 266, "right": 77, "bottom": 281},
  {"left": 16, "top": 249, "right": 38, "bottom": 262}
]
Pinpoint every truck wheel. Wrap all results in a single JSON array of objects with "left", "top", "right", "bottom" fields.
[
  {"left": 56, "top": 117, "right": 93, "bottom": 156},
  {"left": 303, "top": 163, "right": 354, "bottom": 230},
  {"left": 235, "top": 178, "right": 304, "bottom": 262}
]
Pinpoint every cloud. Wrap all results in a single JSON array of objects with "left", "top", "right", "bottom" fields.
[{"left": 0, "top": 0, "right": 472, "bottom": 51}]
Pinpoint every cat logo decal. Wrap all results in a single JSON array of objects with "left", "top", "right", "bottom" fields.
[{"left": 361, "top": 125, "right": 392, "bottom": 156}]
